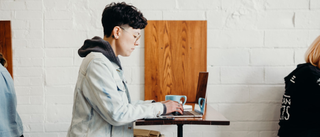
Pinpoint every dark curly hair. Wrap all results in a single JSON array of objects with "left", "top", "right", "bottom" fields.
[
  {"left": 102, "top": 2, "right": 148, "bottom": 37},
  {"left": 0, "top": 53, "right": 7, "bottom": 67}
]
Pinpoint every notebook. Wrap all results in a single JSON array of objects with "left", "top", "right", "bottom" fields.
[{"left": 159, "top": 72, "right": 209, "bottom": 118}]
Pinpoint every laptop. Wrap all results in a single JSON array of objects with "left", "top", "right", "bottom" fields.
[{"left": 159, "top": 72, "right": 209, "bottom": 118}]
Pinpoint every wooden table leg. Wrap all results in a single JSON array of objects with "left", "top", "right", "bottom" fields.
[{"left": 177, "top": 124, "right": 183, "bottom": 137}]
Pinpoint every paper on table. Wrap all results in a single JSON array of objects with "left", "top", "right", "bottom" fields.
[
  {"left": 183, "top": 105, "right": 192, "bottom": 111},
  {"left": 194, "top": 104, "right": 201, "bottom": 112}
]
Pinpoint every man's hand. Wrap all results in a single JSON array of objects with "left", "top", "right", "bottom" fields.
[{"left": 162, "top": 100, "right": 184, "bottom": 114}]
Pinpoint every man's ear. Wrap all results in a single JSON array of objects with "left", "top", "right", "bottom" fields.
[{"left": 112, "top": 26, "right": 121, "bottom": 39}]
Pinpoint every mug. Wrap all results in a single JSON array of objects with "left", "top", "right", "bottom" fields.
[
  {"left": 165, "top": 95, "right": 187, "bottom": 105},
  {"left": 198, "top": 97, "right": 205, "bottom": 113}
]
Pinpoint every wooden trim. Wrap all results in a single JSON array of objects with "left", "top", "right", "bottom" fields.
[{"left": 0, "top": 21, "right": 13, "bottom": 77}]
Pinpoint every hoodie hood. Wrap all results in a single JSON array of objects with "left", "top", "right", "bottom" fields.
[{"left": 78, "top": 36, "right": 122, "bottom": 69}]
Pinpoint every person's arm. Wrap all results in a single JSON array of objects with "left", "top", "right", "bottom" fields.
[{"left": 82, "top": 58, "right": 164, "bottom": 126}]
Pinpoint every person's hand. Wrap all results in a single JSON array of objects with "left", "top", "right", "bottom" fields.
[{"left": 162, "top": 100, "right": 184, "bottom": 114}]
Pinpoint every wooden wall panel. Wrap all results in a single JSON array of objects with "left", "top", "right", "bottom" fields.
[
  {"left": 145, "top": 21, "right": 207, "bottom": 103},
  {"left": 0, "top": 21, "right": 13, "bottom": 77}
]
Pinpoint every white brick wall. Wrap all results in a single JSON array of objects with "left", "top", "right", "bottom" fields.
[{"left": 1, "top": 0, "right": 319, "bottom": 137}]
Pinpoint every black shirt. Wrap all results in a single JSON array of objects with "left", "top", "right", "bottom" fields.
[{"left": 278, "top": 63, "right": 320, "bottom": 136}]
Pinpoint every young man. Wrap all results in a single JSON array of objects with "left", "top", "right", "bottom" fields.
[{"left": 67, "top": 2, "right": 183, "bottom": 137}]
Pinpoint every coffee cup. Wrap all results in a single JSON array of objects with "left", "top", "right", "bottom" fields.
[
  {"left": 198, "top": 97, "right": 205, "bottom": 113},
  {"left": 165, "top": 95, "right": 187, "bottom": 105}
]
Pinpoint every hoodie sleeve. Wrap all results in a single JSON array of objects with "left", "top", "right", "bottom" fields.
[{"left": 82, "top": 58, "right": 163, "bottom": 126}]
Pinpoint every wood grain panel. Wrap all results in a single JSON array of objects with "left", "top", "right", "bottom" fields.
[
  {"left": 0, "top": 21, "right": 13, "bottom": 77},
  {"left": 145, "top": 21, "right": 207, "bottom": 103}
]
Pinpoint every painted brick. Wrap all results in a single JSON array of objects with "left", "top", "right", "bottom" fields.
[
  {"left": 207, "top": 85, "right": 250, "bottom": 103},
  {"left": 308, "top": 30, "right": 320, "bottom": 46},
  {"left": 14, "top": 67, "right": 43, "bottom": 77},
  {"left": 207, "top": 30, "right": 263, "bottom": 48},
  {"left": 207, "top": 11, "right": 226, "bottom": 29},
  {"left": 250, "top": 49, "right": 294, "bottom": 66},
  {"left": 45, "top": 67, "right": 78, "bottom": 86},
  {"left": 28, "top": 123, "right": 44, "bottom": 132},
  {"left": 265, "top": 30, "right": 309, "bottom": 47},
  {"left": 15, "top": 87, "right": 31, "bottom": 96},
  {"left": 260, "top": 131, "right": 279, "bottom": 137},
  {"left": 24, "top": 133, "right": 58, "bottom": 137},
  {"left": 26, "top": 1, "right": 43, "bottom": 10},
  {"left": 265, "top": 0, "right": 309, "bottom": 9},
  {"left": 221, "top": 0, "right": 265, "bottom": 10},
  {"left": 30, "top": 86, "right": 44, "bottom": 96},
  {"left": 0, "top": 11, "right": 12, "bottom": 20},
  {"left": 131, "top": 0, "right": 176, "bottom": 10},
  {"left": 265, "top": 67, "right": 295, "bottom": 84},
  {"left": 45, "top": 86, "right": 74, "bottom": 96},
  {"left": 15, "top": 86, "right": 44, "bottom": 96},
  {"left": 74, "top": 12, "right": 96, "bottom": 30},
  {"left": 12, "top": 30, "right": 43, "bottom": 39},
  {"left": 30, "top": 114, "right": 44, "bottom": 123},
  {"left": 141, "top": 10, "right": 162, "bottom": 20},
  {"left": 246, "top": 122, "right": 279, "bottom": 131},
  {"left": 119, "top": 49, "right": 144, "bottom": 67},
  {"left": 45, "top": 49, "right": 73, "bottom": 58},
  {"left": 177, "top": 0, "right": 220, "bottom": 10},
  {"left": 207, "top": 67, "right": 220, "bottom": 84},
  {"left": 15, "top": 11, "right": 42, "bottom": 19},
  {"left": 28, "top": 19, "right": 43, "bottom": 30},
  {"left": 248, "top": 104, "right": 281, "bottom": 121},
  {"left": 131, "top": 67, "right": 144, "bottom": 85},
  {"left": 73, "top": 48, "right": 84, "bottom": 66},
  {"left": 17, "top": 96, "right": 30, "bottom": 104},
  {"left": 11, "top": 20, "right": 28, "bottom": 30},
  {"left": 295, "top": 48, "right": 308, "bottom": 64},
  {"left": 310, "top": 0, "right": 320, "bottom": 9},
  {"left": 14, "top": 77, "right": 43, "bottom": 86},
  {"left": 30, "top": 96, "right": 43, "bottom": 105},
  {"left": 13, "top": 39, "right": 44, "bottom": 48},
  {"left": 17, "top": 105, "right": 43, "bottom": 114},
  {"left": 221, "top": 67, "right": 264, "bottom": 84},
  {"left": 207, "top": 49, "right": 249, "bottom": 66},
  {"left": 14, "top": 49, "right": 44, "bottom": 58},
  {"left": 126, "top": 85, "right": 144, "bottom": 101},
  {"left": 219, "top": 104, "right": 280, "bottom": 121},
  {"left": 46, "top": 105, "right": 73, "bottom": 123},
  {"left": 138, "top": 31, "right": 145, "bottom": 48},
  {"left": 249, "top": 85, "right": 284, "bottom": 103},
  {"left": 45, "top": 124, "right": 70, "bottom": 132},
  {"left": 257, "top": 11, "right": 294, "bottom": 29},
  {"left": 45, "top": 58, "right": 73, "bottom": 67},
  {"left": 295, "top": 11, "right": 320, "bottom": 29},
  {"left": 19, "top": 114, "right": 31, "bottom": 123},
  {"left": 88, "top": 0, "right": 131, "bottom": 13},
  {"left": 45, "top": 11, "right": 73, "bottom": 20},
  {"left": 59, "top": 133, "right": 67, "bottom": 137},
  {"left": 163, "top": 11, "right": 205, "bottom": 20},
  {"left": 185, "top": 125, "right": 220, "bottom": 133},
  {"left": 46, "top": 96, "right": 73, "bottom": 104},
  {"left": 0, "top": 1, "right": 26, "bottom": 10},
  {"left": 45, "top": 30, "right": 87, "bottom": 48},
  {"left": 45, "top": 20, "right": 73, "bottom": 30},
  {"left": 13, "top": 58, "right": 43, "bottom": 67},
  {"left": 44, "top": 0, "right": 71, "bottom": 11}
]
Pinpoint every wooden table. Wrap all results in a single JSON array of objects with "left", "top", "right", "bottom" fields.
[{"left": 135, "top": 103, "right": 230, "bottom": 137}]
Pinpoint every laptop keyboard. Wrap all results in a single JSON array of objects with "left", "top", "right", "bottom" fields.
[{"left": 172, "top": 111, "right": 200, "bottom": 116}]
